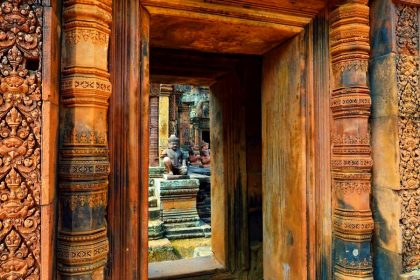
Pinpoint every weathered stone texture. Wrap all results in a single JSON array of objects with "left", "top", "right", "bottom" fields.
[{"left": 370, "top": 0, "right": 419, "bottom": 277}]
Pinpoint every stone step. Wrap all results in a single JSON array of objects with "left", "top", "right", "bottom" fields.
[
  {"left": 148, "top": 207, "right": 161, "bottom": 220},
  {"left": 148, "top": 197, "right": 158, "bottom": 207},
  {"left": 161, "top": 208, "right": 201, "bottom": 223},
  {"left": 164, "top": 221, "right": 203, "bottom": 229},
  {"left": 200, "top": 218, "right": 211, "bottom": 225},
  {"left": 148, "top": 220, "right": 164, "bottom": 240},
  {"left": 165, "top": 224, "right": 211, "bottom": 240}
]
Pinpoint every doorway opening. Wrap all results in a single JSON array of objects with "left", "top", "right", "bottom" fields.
[
  {"left": 109, "top": 3, "right": 329, "bottom": 278},
  {"left": 147, "top": 48, "right": 263, "bottom": 279},
  {"left": 148, "top": 84, "right": 213, "bottom": 264}
]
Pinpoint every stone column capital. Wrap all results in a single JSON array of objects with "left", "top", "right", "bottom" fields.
[{"left": 160, "top": 84, "right": 174, "bottom": 96}]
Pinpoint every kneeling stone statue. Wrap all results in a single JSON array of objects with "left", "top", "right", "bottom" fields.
[{"left": 161, "top": 135, "right": 187, "bottom": 175}]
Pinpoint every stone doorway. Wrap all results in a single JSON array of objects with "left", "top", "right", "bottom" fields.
[{"left": 109, "top": 1, "right": 330, "bottom": 279}]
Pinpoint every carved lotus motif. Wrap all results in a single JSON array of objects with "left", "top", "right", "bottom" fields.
[
  {"left": 0, "top": 168, "right": 32, "bottom": 220},
  {"left": 0, "top": 0, "right": 40, "bottom": 58},
  {"left": 0, "top": 230, "right": 38, "bottom": 279}
]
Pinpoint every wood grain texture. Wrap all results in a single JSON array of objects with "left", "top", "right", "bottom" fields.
[
  {"left": 312, "top": 10, "right": 333, "bottom": 280},
  {"left": 141, "top": 0, "right": 326, "bottom": 55},
  {"left": 210, "top": 59, "right": 263, "bottom": 275},
  {"left": 262, "top": 32, "right": 309, "bottom": 280},
  {"left": 108, "top": 1, "right": 147, "bottom": 279},
  {"left": 140, "top": 8, "right": 151, "bottom": 279},
  {"left": 41, "top": 0, "right": 61, "bottom": 278},
  {"left": 142, "top": 0, "right": 325, "bottom": 24},
  {"left": 148, "top": 10, "right": 299, "bottom": 55}
]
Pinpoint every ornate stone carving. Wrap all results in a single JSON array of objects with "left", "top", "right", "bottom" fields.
[
  {"left": 334, "top": 181, "right": 371, "bottom": 195},
  {"left": 330, "top": 1, "right": 374, "bottom": 278},
  {"left": 0, "top": 0, "right": 42, "bottom": 279},
  {"left": 396, "top": 4, "right": 419, "bottom": 56},
  {"left": 395, "top": 3, "right": 419, "bottom": 273},
  {"left": 57, "top": 0, "right": 112, "bottom": 278}
]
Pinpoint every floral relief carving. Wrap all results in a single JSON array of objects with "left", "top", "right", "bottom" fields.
[
  {"left": 62, "top": 191, "right": 107, "bottom": 211},
  {"left": 0, "top": 0, "right": 42, "bottom": 279},
  {"left": 396, "top": 56, "right": 419, "bottom": 119},
  {"left": 396, "top": 3, "right": 420, "bottom": 273},
  {"left": 64, "top": 29, "right": 108, "bottom": 45},
  {"left": 334, "top": 181, "right": 371, "bottom": 195},
  {"left": 396, "top": 5, "right": 419, "bottom": 56},
  {"left": 63, "top": 129, "right": 107, "bottom": 146}
]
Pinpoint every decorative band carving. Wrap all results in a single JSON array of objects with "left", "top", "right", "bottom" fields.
[
  {"left": 336, "top": 256, "right": 373, "bottom": 277},
  {"left": 57, "top": 238, "right": 109, "bottom": 266},
  {"left": 330, "top": 1, "right": 373, "bottom": 277},
  {"left": 59, "top": 228, "right": 107, "bottom": 242},
  {"left": 333, "top": 181, "right": 371, "bottom": 195},
  {"left": 331, "top": 87, "right": 371, "bottom": 119},
  {"left": 334, "top": 209, "right": 374, "bottom": 242},
  {"left": 59, "top": 181, "right": 109, "bottom": 192},
  {"left": 62, "top": 129, "right": 108, "bottom": 146},
  {"left": 65, "top": 28, "right": 109, "bottom": 45},
  {"left": 332, "top": 172, "right": 371, "bottom": 181},
  {"left": 331, "top": 157, "right": 373, "bottom": 171},
  {"left": 58, "top": 160, "right": 110, "bottom": 179},
  {"left": 60, "top": 190, "right": 107, "bottom": 211}
]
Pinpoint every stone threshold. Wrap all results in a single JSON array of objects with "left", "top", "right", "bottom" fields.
[{"left": 148, "top": 255, "right": 224, "bottom": 279}]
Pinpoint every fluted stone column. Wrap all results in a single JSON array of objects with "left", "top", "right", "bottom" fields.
[
  {"left": 57, "top": 0, "right": 112, "bottom": 278},
  {"left": 330, "top": 1, "right": 374, "bottom": 279},
  {"left": 150, "top": 84, "right": 160, "bottom": 167},
  {"left": 159, "top": 84, "right": 172, "bottom": 154}
]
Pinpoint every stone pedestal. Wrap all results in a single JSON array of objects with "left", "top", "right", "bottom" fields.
[
  {"left": 191, "top": 174, "right": 212, "bottom": 225},
  {"left": 156, "top": 178, "right": 211, "bottom": 240},
  {"left": 148, "top": 238, "right": 178, "bottom": 263},
  {"left": 148, "top": 167, "right": 166, "bottom": 240}
]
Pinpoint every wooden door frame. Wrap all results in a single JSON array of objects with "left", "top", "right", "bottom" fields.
[
  {"left": 108, "top": 1, "right": 332, "bottom": 279},
  {"left": 109, "top": 1, "right": 149, "bottom": 279}
]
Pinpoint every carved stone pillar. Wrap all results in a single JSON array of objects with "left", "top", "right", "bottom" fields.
[
  {"left": 179, "top": 103, "right": 191, "bottom": 147},
  {"left": 159, "top": 84, "right": 172, "bottom": 154},
  {"left": 57, "top": 0, "right": 112, "bottom": 278},
  {"left": 169, "top": 89, "right": 177, "bottom": 136},
  {"left": 150, "top": 84, "right": 160, "bottom": 167},
  {"left": 330, "top": 1, "right": 374, "bottom": 279},
  {"left": 0, "top": 1, "right": 43, "bottom": 279}
]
